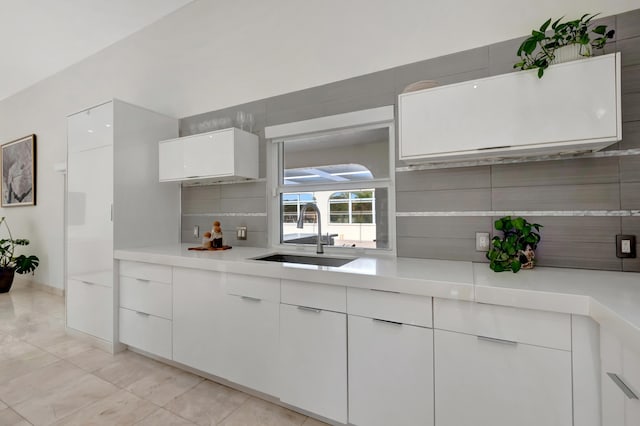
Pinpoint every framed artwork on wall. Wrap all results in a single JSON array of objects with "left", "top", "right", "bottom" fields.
[{"left": 1, "top": 134, "right": 36, "bottom": 207}]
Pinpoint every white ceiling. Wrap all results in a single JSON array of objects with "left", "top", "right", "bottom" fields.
[{"left": 0, "top": 0, "right": 194, "bottom": 102}]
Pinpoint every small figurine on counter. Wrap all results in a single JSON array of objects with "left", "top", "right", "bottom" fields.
[
  {"left": 211, "top": 221, "right": 223, "bottom": 248},
  {"left": 202, "top": 231, "right": 213, "bottom": 249}
]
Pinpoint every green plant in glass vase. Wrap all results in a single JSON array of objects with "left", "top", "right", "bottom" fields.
[
  {"left": 0, "top": 217, "right": 39, "bottom": 293},
  {"left": 514, "top": 13, "right": 615, "bottom": 78},
  {"left": 487, "top": 216, "right": 542, "bottom": 273}
]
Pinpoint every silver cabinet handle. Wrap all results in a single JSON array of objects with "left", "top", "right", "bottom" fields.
[
  {"left": 370, "top": 289, "right": 400, "bottom": 294},
  {"left": 607, "top": 373, "right": 639, "bottom": 400},
  {"left": 477, "top": 335, "right": 518, "bottom": 346},
  {"left": 297, "top": 306, "right": 322, "bottom": 313},
  {"left": 81, "top": 281, "right": 95, "bottom": 286},
  {"left": 135, "top": 311, "right": 150, "bottom": 317},
  {"left": 372, "top": 318, "right": 403, "bottom": 326},
  {"left": 240, "top": 296, "right": 261, "bottom": 302},
  {"left": 136, "top": 278, "right": 150, "bottom": 283}
]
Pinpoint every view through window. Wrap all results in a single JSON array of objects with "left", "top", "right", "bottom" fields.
[{"left": 277, "top": 127, "right": 391, "bottom": 249}]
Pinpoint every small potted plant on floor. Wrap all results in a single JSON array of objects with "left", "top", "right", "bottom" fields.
[
  {"left": 514, "top": 13, "right": 615, "bottom": 78},
  {"left": 0, "top": 217, "right": 39, "bottom": 293},
  {"left": 487, "top": 216, "right": 542, "bottom": 273}
]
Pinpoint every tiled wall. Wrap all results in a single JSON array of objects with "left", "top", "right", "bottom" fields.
[{"left": 181, "top": 9, "right": 640, "bottom": 272}]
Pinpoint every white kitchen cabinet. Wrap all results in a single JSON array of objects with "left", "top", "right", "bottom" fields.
[
  {"left": 172, "top": 267, "right": 225, "bottom": 377},
  {"left": 601, "top": 327, "right": 640, "bottom": 426},
  {"left": 220, "top": 291, "right": 279, "bottom": 396},
  {"left": 66, "top": 278, "right": 113, "bottom": 342},
  {"left": 158, "top": 127, "right": 258, "bottom": 183},
  {"left": 66, "top": 100, "right": 178, "bottom": 349},
  {"left": 399, "top": 53, "right": 621, "bottom": 162},
  {"left": 279, "top": 303, "right": 347, "bottom": 424},
  {"left": 119, "top": 308, "right": 172, "bottom": 359},
  {"left": 434, "top": 329, "right": 572, "bottom": 426},
  {"left": 348, "top": 315, "right": 433, "bottom": 426},
  {"left": 118, "top": 260, "right": 173, "bottom": 358}
]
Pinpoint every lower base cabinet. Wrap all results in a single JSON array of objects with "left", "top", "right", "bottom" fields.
[
  {"left": 348, "top": 315, "right": 434, "bottom": 426},
  {"left": 67, "top": 279, "right": 113, "bottom": 342},
  {"left": 119, "top": 307, "right": 172, "bottom": 359},
  {"left": 220, "top": 293, "right": 279, "bottom": 396},
  {"left": 172, "top": 268, "right": 225, "bottom": 377},
  {"left": 279, "top": 303, "right": 347, "bottom": 424},
  {"left": 601, "top": 327, "right": 640, "bottom": 426},
  {"left": 435, "top": 329, "right": 572, "bottom": 426}
]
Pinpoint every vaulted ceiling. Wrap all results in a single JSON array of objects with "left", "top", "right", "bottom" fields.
[{"left": 0, "top": 0, "right": 193, "bottom": 101}]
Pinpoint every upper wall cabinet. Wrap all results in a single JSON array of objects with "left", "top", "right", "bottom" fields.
[
  {"left": 159, "top": 128, "right": 259, "bottom": 184},
  {"left": 399, "top": 53, "right": 621, "bottom": 163}
]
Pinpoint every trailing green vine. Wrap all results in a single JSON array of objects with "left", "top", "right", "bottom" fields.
[{"left": 487, "top": 216, "right": 542, "bottom": 273}]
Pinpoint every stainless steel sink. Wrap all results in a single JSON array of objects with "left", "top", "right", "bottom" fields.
[{"left": 253, "top": 253, "right": 355, "bottom": 267}]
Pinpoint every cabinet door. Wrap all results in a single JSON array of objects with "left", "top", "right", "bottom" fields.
[
  {"left": 434, "top": 329, "right": 572, "bottom": 426},
  {"left": 67, "top": 145, "right": 113, "bottom": 280},
  {"left": 67, "top": 102, "right": 113, "bottom": 153},
  {"left": 67, "top": 279, "right": 113, "bottom": 341},
  {"left": 399, "top": 54, "right": 619, "bottom": 160},
  {"left": 172, "top": 268, "right": 224, "bottom": 376},
  {"left": 158, "top": 139, "right": 184, "bottom": 181},
  {"left": 183, "top": 130, "right": 234, "bottom": 178},
  {"left": 348, "top": 315, "right": 433, "bottom": 426},
  {"left": 601, "top": 328, "right": 625, "bottom": 426},
  {"left": 623, "top": 345, "right": 640, "bottom": 425},
  {"left": 220, "top": 294, "right": 279, "bottom": 396},
  {"left": 279, "top": 304, "right": 347, "bottom": 424}
]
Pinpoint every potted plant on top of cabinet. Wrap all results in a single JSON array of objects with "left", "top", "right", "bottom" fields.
[
  {"left": 487, "top": 216, "right": 542, "bottom": 273},
  {"left": 0, "top": 217, "right": 39, "bottom": 293},
  {"left": 514, "top": 13, "right": 615, "bottom": 78}
]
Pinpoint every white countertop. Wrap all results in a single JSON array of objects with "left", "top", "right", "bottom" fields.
[
  {"left": 115, "top": 244, "right": 640, "bottom": 352},
  {"left": 114, "top": 244, "right": 475, "bottom": 301}
]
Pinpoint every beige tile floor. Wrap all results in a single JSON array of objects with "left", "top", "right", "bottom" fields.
[{"left": 0, "top": 284, "right": 328, "bottom": 426}]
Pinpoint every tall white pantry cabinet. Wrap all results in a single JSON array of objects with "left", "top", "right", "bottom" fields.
[{"left": 65, "top": 99, "right": 179, "bottom": 350}]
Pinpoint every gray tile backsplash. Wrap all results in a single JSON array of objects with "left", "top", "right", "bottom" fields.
[{"left": 180, "top": 9, "right": 640, "bottom": 271}]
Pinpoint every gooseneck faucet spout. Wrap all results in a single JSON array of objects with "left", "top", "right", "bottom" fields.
[{"left": 296, "top": 203, "right": 324, "bottom": 254}]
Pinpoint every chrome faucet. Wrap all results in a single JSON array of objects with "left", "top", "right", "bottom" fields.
[{"left": 297, "top": 203, "right": 324, "bottom": 254}]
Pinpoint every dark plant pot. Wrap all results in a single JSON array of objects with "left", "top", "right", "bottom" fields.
[{"left": 0, "top": 267, "right": 16, "bottom": 293}]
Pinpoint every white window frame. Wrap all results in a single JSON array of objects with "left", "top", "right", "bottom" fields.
[{"left": 265, "top": 106, "right": 396, "bottom": 256}]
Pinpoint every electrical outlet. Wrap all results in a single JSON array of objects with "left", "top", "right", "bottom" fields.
[
  {"left": 476, "top": 232, "right": 490, "bottom": 251},
  {"left": 193, "top": 225, "right": 199, "bottom": 239},
  {"left": 236, "top": 226, "right": 247, "bottom": 240},
  {"left": 616, "top": 235, "right": 636, "bottom": 258}
]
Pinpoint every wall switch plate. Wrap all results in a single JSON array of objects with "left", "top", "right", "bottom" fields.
[
  {"left": 616, "top": 235, "right": 636, "bottom": 258},
  {"left": 476, "top": 232, "right": 490, "bottom": 251},
  {"left": 236, "top": 226, "right": 247, "bottom": 240},
  {"left": 193, "top": 225, "right": 199, "bottom": 239}
]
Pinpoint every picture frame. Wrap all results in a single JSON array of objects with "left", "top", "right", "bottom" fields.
[{"left": 1, "top": 134, "right": 36, "bottom": 207}]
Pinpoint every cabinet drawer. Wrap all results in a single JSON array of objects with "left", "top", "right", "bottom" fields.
[
  {"left": 119, "top": 260, "right": 172, "bottom": 284},
  {"left": 119, "top": 308, "right": 172, "bottom": 359},
  {"left": 224, "top": 273, "right": 280, "bottom": 303},
  {"left": 281, "top": 280, "right": 346, "bottom": 312},
  {"left": 347, "top": 287, "right": 432, "bottom": 327},
  {"left": 67, "top": 279, "right": 113, "bottom": 342},
  {"left": 434, "top": 299, "right": 570, "bottom": 350},
  {"left": 119, "top": 276, "right": 172, "bottom": 319}
]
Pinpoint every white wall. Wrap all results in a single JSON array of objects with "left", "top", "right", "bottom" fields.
[{"left": 0, "top": 0, "right": 636, "bottom": 289}]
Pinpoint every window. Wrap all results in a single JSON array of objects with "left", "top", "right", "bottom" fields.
[
  {"left": 329, "top": 190, "right": 375, "bottom": 224},
  {"left": 267, "top": 106, "right": 395, "bottom": 252}
]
